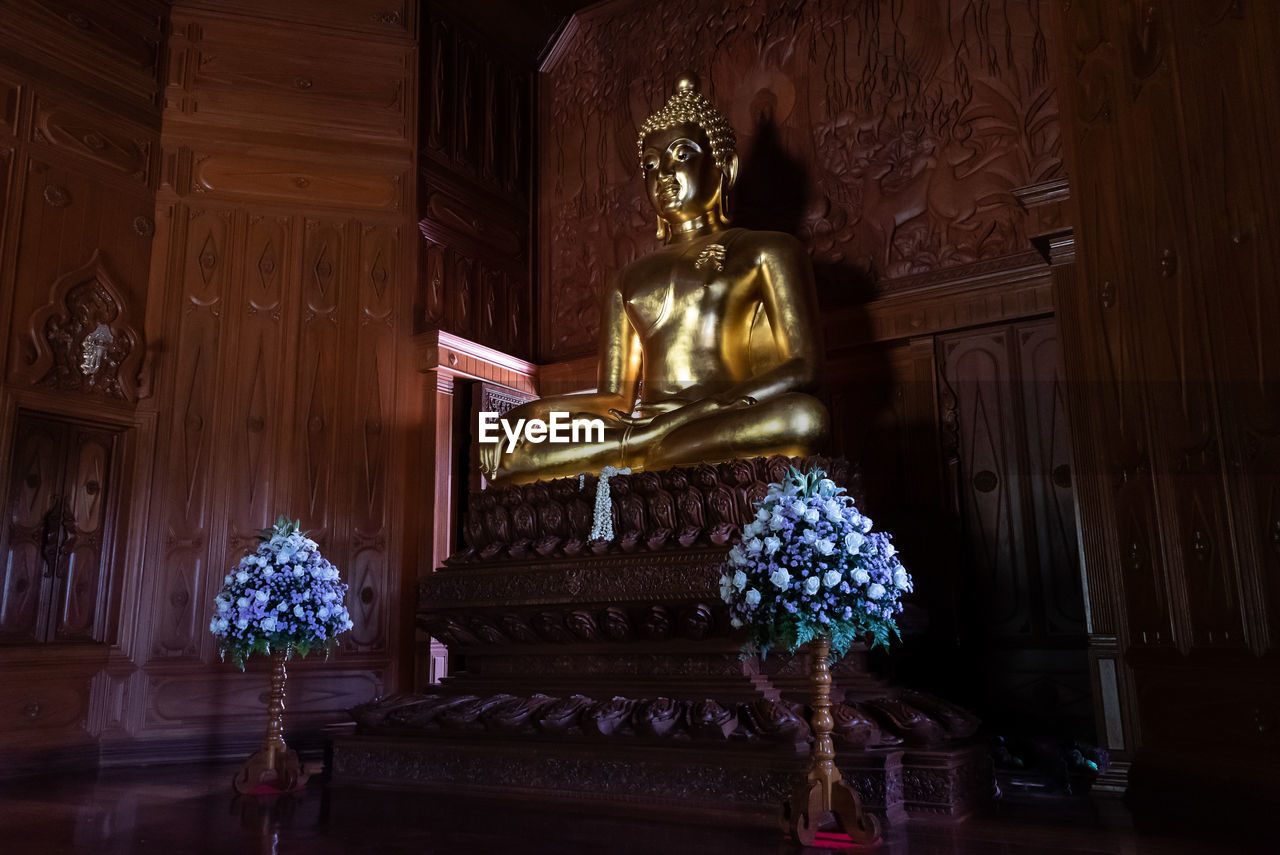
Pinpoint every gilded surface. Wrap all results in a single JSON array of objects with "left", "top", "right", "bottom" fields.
[{"left": 481, "top": 74, "right": 829, "bottom": 484}]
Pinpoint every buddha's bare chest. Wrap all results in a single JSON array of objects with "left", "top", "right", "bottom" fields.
[{"left": 622, "top": 257, "right": 748, "bottom": 343}]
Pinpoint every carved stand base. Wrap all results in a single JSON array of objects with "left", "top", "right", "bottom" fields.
[{"left": 233, "top": 745, "right": 308, "bottom": 795}]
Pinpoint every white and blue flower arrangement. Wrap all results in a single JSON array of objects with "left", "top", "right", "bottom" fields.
[
  {"left": 209, "top": 516, "right": 354, "bottom": 668},
  {"left": 720, "top": 466, "right": 912, "bottom": 658}
]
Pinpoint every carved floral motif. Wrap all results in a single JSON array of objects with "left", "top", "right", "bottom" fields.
[
  {"left": 540, "top": 0, "right": 1062, "bottom": 358},
  {"left": 18, "top": 250, "right": 148, "bottom": 401}
]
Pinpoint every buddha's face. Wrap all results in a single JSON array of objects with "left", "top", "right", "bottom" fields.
[{"left": 641, "top": 121, "right": 725, "bottom": 229}]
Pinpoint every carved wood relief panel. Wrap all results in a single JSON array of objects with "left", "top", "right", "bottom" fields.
[
  {"left": 538, "top": 0, "right": 1063, "bottom": 360},
  {"left": 8, "top": 157, "right": 155, "bottom": 389}
]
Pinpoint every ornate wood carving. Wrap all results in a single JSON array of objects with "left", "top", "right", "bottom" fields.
[
  {"left": 539, "top": 0, "right": 1062, "bottom": 359},
  {"left": 17, "top": 250, "right": 148, "bottom": 402},
  {"left": 448, "top": 455, "right": 852, "bottom": 565},
  {"left": 33, "top": 97, "right": 151, "bottom": 184}
]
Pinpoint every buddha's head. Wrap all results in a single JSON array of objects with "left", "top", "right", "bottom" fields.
[{"left": 637, "top": 72, "right": 738, "bottom": 240}]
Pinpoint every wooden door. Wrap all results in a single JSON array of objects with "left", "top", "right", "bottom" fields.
[{"left": 0, "top": 413, "right": 119, "bottom": 644}]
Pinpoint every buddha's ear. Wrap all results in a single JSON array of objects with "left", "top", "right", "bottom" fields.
[{"left": 722, "top": 153, "right": 739, "bottom": 191}]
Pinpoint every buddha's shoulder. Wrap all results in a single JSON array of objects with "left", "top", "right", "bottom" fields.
[{"left": 724, "top": 228, "right": 806, "bottom": 264}]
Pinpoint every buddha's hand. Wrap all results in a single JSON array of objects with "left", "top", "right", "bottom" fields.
[{"left": 609, "top": 392, "right": 757, "bottom": 430}]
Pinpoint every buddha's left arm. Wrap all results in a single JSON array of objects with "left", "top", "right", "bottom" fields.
[{"left": 719, "top": 233, "right": 822, "bottom": 403}]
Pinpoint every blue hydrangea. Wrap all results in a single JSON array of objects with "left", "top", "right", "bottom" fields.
[
  {"left": 720, "top": 467, "right": 913, "bottom": 658},
  {"left": 209, "top": 516, "right": 354, "bottom": 668}
]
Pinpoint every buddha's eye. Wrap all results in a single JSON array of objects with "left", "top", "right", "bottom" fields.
[
  {"left": 642, "top": 156, "right": 658, "bottom": 171},
  {"left": 673, "top": 145, "right": 692, "bottom": 162}
]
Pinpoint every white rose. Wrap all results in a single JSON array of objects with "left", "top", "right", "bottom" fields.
[
  {"left": 859, "top": 515, "right": 873, "bottom": 533},
  {"left": 744, "top": 588, "right": 761, "bottom": 607},
  {"left": 769, "top": 512, "right": 787, "bottom": 531},
  {"left": 236, "top": 618, "right": 249, "bottom": 629},
  {"left": 867, "top": 582, "right": 886, "bottom": 600},
  {"left": 844, "top": 531, "right": 865, "bottom": 553},
  {"left": 756, "top": 507, "right": 770, "bottom": 522},
  {"left": 818, "top": 478, "right": 836, "bottom": 494},
  {"left": 763, "top": 536, "right": 781, "bottom": 556},
  {"left": 742, "top": 521, "right": 762, "bottom": 538},
  {"left": 884, "top": 543, "right": 897, "bottom": 558},
  {"left": 730, "top": 617, "right": 743, "bottom": 628},
  {"left": 815, "top": 538, "right": 835, "bottom": 556},
  {"left": 261, "top": 616, "right": 276, "bottom": 631},
  {"left": 255, "top": 590, "right": 268, "bottom": 602},
  {"left": 823, "top": 570, "right": 842, "bottom": 588},
  {"left": 803, "top": 508, "right": 821, "bottom": 524},
  {"left": 746, "top": 537, "right": 763, "bottom": 554},
  {"left": 790, "top": 499, "right": 807, "bottom": 515},
  {"left": 769, "top": 568, "right": 792, "bottom": 589},
  {"left": 235, "top": 571, "right": 249, "bottom": 583},
  {"left": 893, "top": 568, "right": 910, "bottom": 589},
  {"left": 732, "top": 569, "right": 748, "bottom": 590},
  {"left": 804, "top": 576, "right": 821, "bottom": 595},
  {"left": 236, "top": 596, "right": 248, "bottom": 608},
  {"left": 853, "top": 568, "right": 871, "bottom": 585}
]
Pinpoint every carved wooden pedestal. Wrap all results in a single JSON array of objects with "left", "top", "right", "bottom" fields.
[
  {"left": 234, "top": 650, "right": 309, "bottom": 794},
  {"left": 336, "top": 458, "right": 989, "bottom": 823},
  {"left": 783, "top": 635, "right": 880, "bottom": 846}
]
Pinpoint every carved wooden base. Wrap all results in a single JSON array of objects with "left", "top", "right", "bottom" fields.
[
  {"left": 388, "top": 458, "right": 987, "bottom": 825},
  {"left": 232, "top": 745, "right": 309, "bottom": 795},
  {"left": 783, "top": 777, "right": 880, "bottom": 846}
]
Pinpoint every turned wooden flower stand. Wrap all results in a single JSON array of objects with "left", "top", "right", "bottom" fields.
[
  {"left": 782, "top": 634, "right": 881, "bottom": 847},
  {"left": 233, "top": 648, "right": 309, "bottom": 794}
]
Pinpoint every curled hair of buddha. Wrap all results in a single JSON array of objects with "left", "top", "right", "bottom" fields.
[{"left": 636, "top": 72, "right": 737, "bottom": 172}]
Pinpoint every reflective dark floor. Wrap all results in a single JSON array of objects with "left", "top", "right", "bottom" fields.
[{"left": 0, "top": 762, "right": 1268, "bottom": 855}]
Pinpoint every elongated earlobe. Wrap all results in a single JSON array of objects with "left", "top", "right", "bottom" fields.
[{"left": 656, "top": 216, "right": 670, "bottom": 241}]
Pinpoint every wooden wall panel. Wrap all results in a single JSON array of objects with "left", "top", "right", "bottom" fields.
[
  {"left": 166, "top": 14, "right": 412, "bottom": 144},
  {"left": 1052, "top": 0, "right": 1280, "bottom": 796},
  {"left": 0, "top": 1, "right": 165, "bottom": 121},
  {"left": 342, "top": 224, "right": 400, "bottom": 653},
  {"left": 151, "top": 206, "right": 231, "bottom": 660},
  {"left": 416, "top": 2, "right": 533, "bottom": 359},
  {"left": 0, "top": 2, "right": 165, "bottom": 773},
  {"left": 0, "top": 0, "right": 419, "bottom": 771}
]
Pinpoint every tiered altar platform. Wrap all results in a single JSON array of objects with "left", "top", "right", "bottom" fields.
[{"left": 332, "top": 457, "right": 990, "bottom": 824}]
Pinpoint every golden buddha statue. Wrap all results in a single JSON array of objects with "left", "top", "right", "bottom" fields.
[{"left": 479, "top": 73, "right": 828, "bottom": 486}]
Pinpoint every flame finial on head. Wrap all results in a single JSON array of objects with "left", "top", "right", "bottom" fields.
[{"left": 637, "top": 71, "right": 737, "bottom": 172}]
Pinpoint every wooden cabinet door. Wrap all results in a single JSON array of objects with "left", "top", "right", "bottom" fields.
[
  {"left": 0, "top": 415, "right": 67, "bottom": 642},
  {"left": 50, "top": 423, "right": 118, "bottom": 642},
  {"left": 0, "top": 413, "right": 119, "bottom": 644}
]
